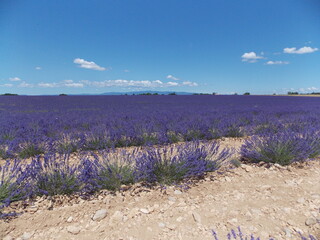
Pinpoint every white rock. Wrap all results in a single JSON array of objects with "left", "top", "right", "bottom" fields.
[
  {"left": 92, "top": 209, "right": 108, "bottom": 221},
  {"left": 28, "top": 206, "right": 38, "bottom": 214},
  {"left": 250, "top": 208, "right": 262, "bottom": 216},
  {"left": 67, "top": 216, "right": 73, "bottom": 223},
  {"left": 174, "top": 190, "right": 182, "bottom": 195},
  {"left": 274, "top": 163, "right": 285, "bottom": 170},
  {"left": 296, "top": 198, "right": 305, "bottom": 204},
  {"left": 293, "top": 227, "right": 304, "bottom": 234},
  {"left": 282, "top": 207, "right": 292, "bottom": 214},
  {"left": 21, "top": 231, "right": 34, "bottom": 240},
  {"left": 283, "top": 228, "right": 292, "bottom": 238},
  {"left": 192, "top": 211, "right": 202, "bottom": 223},
  {"left": 225, "top": 176, "right": 231, "bottom": 182},
  {"left": 305, "top": 217, "right": 317, "bottom": 226},
  {"left": 111, "top": 210, "right": 124, "bottom": 222},
  {"left": 168, "top": 197, "right": 176, "bottom": 202},
  {"left": 67, "top": 226, "right": 81, "bottom": 235},
  {"left": 227, "top": 218, "right": 238, "bottom": 224},
  {"left": 3, "top": 236, "right": 14, "bottom": 240},
  {"left": 139, "top": 208, "right": 149, "bottom": 214},
  {"left": 242, "top": 165, "right": 253, "bottom": 172},
  {"left": 176, "top": 216, "right": 183, "bottom": 222},
  {"left": 158, "top": 222, "right": 166, "bottom": 228}
]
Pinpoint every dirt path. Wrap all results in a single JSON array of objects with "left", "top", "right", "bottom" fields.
[{"left": 1, "top": 158, "right": 319, "bottom": 240}]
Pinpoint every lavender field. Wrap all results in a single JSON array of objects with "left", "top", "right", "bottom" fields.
[{"left": 1, "top": 95, "right": 320, "bottom": 159}]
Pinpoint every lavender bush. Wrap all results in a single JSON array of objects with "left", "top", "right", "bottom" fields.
[
  {"left": 29, "top": 154, "right": 80, "bottom": 196},
  {"left": 0, "top": 159, "right": 31, "bottom": 215},
  {"left": 135, "top": 142, "right": 230, "bottom": 184},
  {"left": 79, "top": 150, "right": 136, "bottom": 193},
  {"left": 240, "top": 132, "right": 318, "bottom": 165},
  {"left": 212, "top": 227, "right": 318, "bottom": 240}
]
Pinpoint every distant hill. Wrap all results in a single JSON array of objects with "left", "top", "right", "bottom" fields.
[{"left": 100, "top": 91, "right": 195, "bottom": 95}]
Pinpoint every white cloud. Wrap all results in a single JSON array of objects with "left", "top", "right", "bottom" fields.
[
  {"left": 80, "top": 79, "right": 198, "bottom": 88},
  {"left": 35, "top": 66, "right": 42, "bottom": 70},
  {"left": 307, "top": 87, "right": 318, "bottom": 91},
  {"left": 82, "top": 79, "right": 163, "bottom": 88},
  {"left": 38, "top": 83, "right": 57, "bottom": 88},
  {"left": 124, "top": 69, "right": 130, "bottom": 72},
  {"left": 0, "top": 84, "right": 13, "bottom": 87},
  {"left": 182, "top": 81, "right": 198, "bottom": 86},
  {"left": 241, "top": 52, "right": 264, "bottom": 63},
  {"left": 36, "top": 78, "right": 198, "bottom": 89},
  {"left": 266, "top": 60, "right": 289, "bottom": 65},
  {"left": 283, "top": 86, "right": 319, "bottom": 93},
  {"left": 283, "top": 46, "right": 318, "bottom": 54},
  {"left": 38, "top": 80, "right": 84, "bottom": 88},
  {"left": 167, "top": 81, "right": 179, "bottom": 86},
  {"left": 166, "top": 75, "right": 179, "bottom": 81},
  {"left": 9, "top": 77, "right": 21, "bottom": 81},
  {"left": 18, "top": 82, "right": 33, "bottom": 88},
  {"left": 73, "top": 58, "right": 106, "bottom": 71},
  {"left": 64, "top": 82, "right": 84, "bottom": 88},
  {"left": 154, "top": 80, "right": 163, "bottom": 84}
]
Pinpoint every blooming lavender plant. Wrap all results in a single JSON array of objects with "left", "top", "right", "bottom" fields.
[
  {"left": 240, "top": 132, "right": 315, "bottom": 165},
  {"left": 135, "top": 141, "right": 230, "bottom": 185},
  {"left": 212, "top": 227, "right": 318, "bottom": 240},
  {"left": 0, "top": 159, "right": 31, "bottom": 215},
  {"left": 79, "top": 150, "right": 136, "bottom": 193},
  {"left": 28, "top": 154, "right": 80, "bottom": 196}
]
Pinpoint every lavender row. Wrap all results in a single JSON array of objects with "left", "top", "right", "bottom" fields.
[
  {"left": 1, "top": 95, "right": 320, "bottom": 158},
  {"left": 212, "top": 227, "right": 317, "bottom": 240},
  {"left": 0, "top": 141, "right": 230, "bottom": 214}
]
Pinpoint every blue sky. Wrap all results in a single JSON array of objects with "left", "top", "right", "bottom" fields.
[{"left": 1, "top": 0, "right": 319, "bottom": 95}]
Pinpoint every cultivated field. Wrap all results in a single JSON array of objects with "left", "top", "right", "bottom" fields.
[{"left": 1, "top": 95, "right": 319, "bottom": 239}]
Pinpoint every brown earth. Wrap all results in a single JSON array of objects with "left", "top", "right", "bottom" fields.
[{"left": 0, "top": 139, "right": 319, "bottom": 240}]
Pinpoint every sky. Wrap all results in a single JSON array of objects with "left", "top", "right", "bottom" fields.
[{"left": 1, "top": 0, "right": 320, "bottom": 95}]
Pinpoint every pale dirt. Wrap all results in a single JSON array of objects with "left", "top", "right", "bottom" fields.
[{"left": 1, "top": 139, "right": 320, "bottom": 240}]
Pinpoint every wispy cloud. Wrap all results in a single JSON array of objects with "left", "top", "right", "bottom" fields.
[
  {"left": 18, "top": 82, "right": 33, "bottom": 88},
  {"left": 73, "top": 58, "right": 107, "bottom": 71},
  {"left": 36, "top": 78, "right": 198, "bottom": 89},
  {"left": 283, "top": 46, "right": 318, "bottom": 54},
  {"left": 38, "top": 80, "right": 84, "bottom": 88},
  {"left": 266, "top": 60, "right": 289, "bottom": 65},
  {"left": 0, "top": 83, "right": 13, "bottom": 87},
  {"left": 80, "top": 79, "right": 185, "bottom": 88},
  {"left": 166, "top": 75, "right": 179, "bottom": 81},
  {"left": 124, "top": 69, "right": 130, "bottom": 72},
  {"left": 9, "top": 77, "right": 21, "bottom": 81},
  {"left": 79, "top": 79, "right": 198, "bottom": 88},
  {"left": 35, "top": 66, "right": 42, "bottom": 70},
  {"left": 182, "top": 81, "right": 198, "bottom": 86},
  {"left": 241, "top": 52, "right": 264, "bottom": 63},
  {"left": 306, "top": 86, "right": 318, "bottom": 91},
  {"left": 64, "top": 82, "right": 84, "bottom": 88},
  {"left": 167, "top": 81, "right": 179, "bottom": 86},
  {"left": 283, "top": 86, "right": 319, "bottom": 93},
  {"left": 38, "top": 83, "right": 57, "bottom": 88}
]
